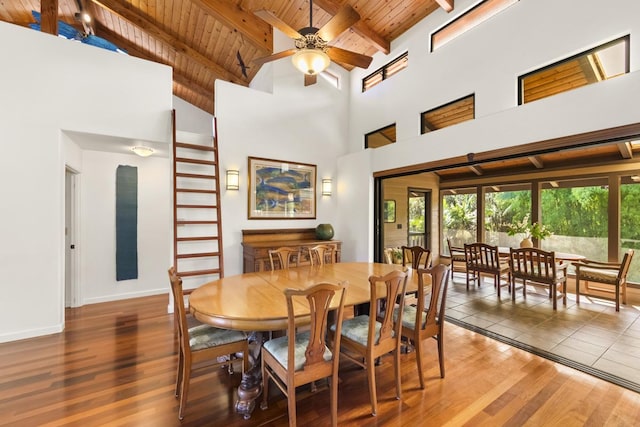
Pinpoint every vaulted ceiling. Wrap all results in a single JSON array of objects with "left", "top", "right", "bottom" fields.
[{"left": 1, "top": 0, "right": 454, "bottom": 115}]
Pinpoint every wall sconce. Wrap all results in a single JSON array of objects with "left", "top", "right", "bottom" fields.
[
  {"left": 322, "top": 178, "right": 332, "bottom": 196},
  {"left": 226, "top": 170, "right": 239, "bottom": 190}
]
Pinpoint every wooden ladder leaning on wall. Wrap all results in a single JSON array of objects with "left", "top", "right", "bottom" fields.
[{"left": 172, "top": 110, "right": 224, "bottom": 293}]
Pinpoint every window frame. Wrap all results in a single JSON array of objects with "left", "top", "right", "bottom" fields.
[
  {"left": 362, "top": 52, "right": 408, "bottom": 92},
  {"left": 518, "top": 35, "right": 630, "bottom": 105}
]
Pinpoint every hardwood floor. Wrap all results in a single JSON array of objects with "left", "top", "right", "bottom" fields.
[{"left": 1, "top": 294, "right": 639, "bottom": 426}]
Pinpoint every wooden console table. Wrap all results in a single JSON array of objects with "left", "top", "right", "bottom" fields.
[{"left": 241, "top": 228, "right": 342, "bottom": 273}]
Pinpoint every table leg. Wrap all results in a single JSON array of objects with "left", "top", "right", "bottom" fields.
[{"left": 235, "top": 332, "right": 265, "bottom": 419}]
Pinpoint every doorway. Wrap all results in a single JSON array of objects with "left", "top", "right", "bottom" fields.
[
  {"left": 408, "top": 189, "right": 431, "bottom": 249},
  {"left": 65, "top": 168, "right": 80, "bottom": 308},
  {"left": 375, "top": 173, "right": 436, "bottom": 262}
]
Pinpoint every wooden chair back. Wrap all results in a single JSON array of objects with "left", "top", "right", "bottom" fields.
[
  {"left": 415, "top": 264, "right": 450, "bottom": 334},
  {"left": 509, "top": 247, "right": 568, "bottom": 309},
  {"left": 464, "top": 243, "right": 510, "bottom": 296},
  {"left": 447, "top": 238, "right": 466, "bottom": 272},
  {"left": 168, "top": 267, "right": 190, "bottom": 351},
  {"left": 308, "top": 244, "right": 336, "bottom": 266},
  {"left": 284, "top": 283, "right": 347, "bottom": 373},
  {"left": 369, "top": 269, "right": 409, "bottom": 350},
  {"left": 268, "top": 247, "right": 299, "bottom": 270},
  {"left": 401, "top": 245, "right": 431, "bottom": 269}
]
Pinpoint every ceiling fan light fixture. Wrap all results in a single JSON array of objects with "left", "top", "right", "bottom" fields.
[{"left": 292, "top": 48, "right": 330, "bottom": 76}]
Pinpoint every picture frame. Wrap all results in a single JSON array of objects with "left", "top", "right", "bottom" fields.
[
  {"left": 383, "top": 200, "right": 396, "bottom": 223},
  {"left": 248, "top": 156, "right": 317, "bottom": 219}
]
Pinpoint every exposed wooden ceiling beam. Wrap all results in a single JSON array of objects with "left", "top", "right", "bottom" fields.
[
  {"left": 528, "top": 156, "right": 544, "bottom": 168},
  {"left": 618, "top": 142, "right": 633, "bottom": 159},
  {"left": 40, "top": 0, "right": 59, "bottom": 35},
  {"left": 90, "top": 0, "right": 246, "bottom": 86},
  {"left": 468, "top": 165, "right": 483, "bottom": 175},
  {"left": 313, "top": 0, "right": 390, "bottom": 54},
  {"left": 435, "top": 0, "right": 454, "bottom": 12},
  {"left": 94, "top": 23, "right": 213, "bottom": 108},
  {"left": 190, "top": 0, "right": 272, "bottom": 53}
]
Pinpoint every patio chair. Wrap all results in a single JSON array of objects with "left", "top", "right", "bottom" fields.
[
  {"left": 447, "top": 238, "right": 466, "bottom": 274},
  {"left": 574, "top": 249, "right": 634, "bottom": 311},
  {"left": 464, "top": 243, "right": 511, "bottom": 297},
  {"left": 509, "top": 248, "right": 568, "bottom": 310}
]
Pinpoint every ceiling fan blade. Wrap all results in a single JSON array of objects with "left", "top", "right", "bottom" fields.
[
  {"left": 327, "top": 46, "right": 373, "bottom": 69},
  {"left": 254, "top": 9, "right": 302, "bottom": 39},
  {"left": 252, "top": 49, "right": 297, "bottom": 66},
  {"left": 316, "top": 5, "right": 360, "bottom": 43},
  {"left": 304, "top": 74, "right": 317, "bottom": 86}
]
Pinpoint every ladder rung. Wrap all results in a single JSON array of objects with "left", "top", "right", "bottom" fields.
[
  {"left": 175, "top": 142, "right": 215, "bottom": 152},
  {"left": 176, "top": 172, "right": 216, "bottom": 180},
  {"left": 176, "top": 157, "right": 216, "bottom": 166},
  {"left": 176, "top": 188, "right": 217, "bottom": 194},
  {"left": 177, "top": 220, "right": 219, "bottom": 225},
  {"left": 176, "top": 204, "right": 218, "bottom": 209},
  {"left": 177, "top": 252, "right": 220, "bottom": 259},
  {"left": 177, "top": 268, "right": 221, "bottom": 277},
  {"left": 177, "top": 236, "right": 217, "bottom": 242}
]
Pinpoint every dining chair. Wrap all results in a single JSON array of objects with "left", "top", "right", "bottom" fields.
[
  {"left": 508, "top": 248, "right": 568, "bottom": 310},
  {"left": 269, "top": 247, "right": 300, "bottom": 270},
  {"left": 464, "top": 243, "right": 511, "bottom": 297},
  {"left": 308, "top": 244, "right": 336, "bottom": 266},
  {"left": 396, "top": 264, "right": 450, "bottom": 389},
  {"left": 401, "top": 245, "right": 432, "bottom": 269},
  {"left": 260, "top": 282, "right": 347, "bottom": 427},
  {"left": 168, "top": 267, "right": 249, "bottom": 420},
  {"left": 333, "top": 269, "right": 408, "bottom": 416},
  {"left": 575, "top": 249, "right": 634, "bottom": 311},
  {"left": 447, "top": 238, "right": 467, "bottom": 274}
]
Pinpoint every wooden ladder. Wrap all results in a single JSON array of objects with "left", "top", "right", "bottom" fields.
[{"left": 172, "top": 111, "right": 224, "bottom": 290}]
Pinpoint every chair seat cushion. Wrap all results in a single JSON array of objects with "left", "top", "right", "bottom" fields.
[
  {"left": 332, "top": 315, "right": 385, "bottom": 346},
  {"left": 188, "top": 324, "right": 247, "bottom": 351},
  {"left": 393, "top": 305, "right": 426, "bottom": 330},
  {"left": 263, "top": 330, "right": 332, "bottom": 371},
  {"left": 579, "top": 267, "right": 619, "bottom": 283}
]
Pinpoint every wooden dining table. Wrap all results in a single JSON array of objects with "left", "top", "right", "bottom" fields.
[
  {"left": 189, "top": 261, "right": 419, "bottom": 331},
  {"left": 188, "top": 261, "right": 420, "bottom": 419}
]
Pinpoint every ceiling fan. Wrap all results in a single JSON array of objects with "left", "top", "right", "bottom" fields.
[{"left": 253, "top": 1, "right": 373, "bottom": 86}]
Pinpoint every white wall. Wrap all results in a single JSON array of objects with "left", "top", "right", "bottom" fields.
[
  {"left": 0, "top": 22, "right": 172, "bottom": 342},
  {"left": 340, "top": 0, "right": 640, "bottom": 261},
  {"left": 215, "top": 54, "right": 351, "bottom": 275},
  {"left": 173, "top": 96, "right": 214, "bottom": 135},
  {"left": 80, "top": 151, "right": 171, "bottom": 303}
]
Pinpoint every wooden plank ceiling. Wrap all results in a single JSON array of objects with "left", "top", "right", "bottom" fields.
[{"left": 0, "top": 0, "right": 451, "bottom": 115}]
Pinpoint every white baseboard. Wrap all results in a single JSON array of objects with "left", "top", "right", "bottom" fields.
[{"left": 0, "top": 324, "right": 63, "bottom": 344}]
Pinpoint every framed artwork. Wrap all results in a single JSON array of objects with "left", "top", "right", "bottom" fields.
[
  {"left": 383, "top": 200, "right": 396, "bottom": 223},
  {"left": 248, "top": 156, "right": 317, "bottom": 219}
]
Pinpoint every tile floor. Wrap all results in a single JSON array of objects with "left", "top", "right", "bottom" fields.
[{"left": 444, "top": 271, "right": 640, "bottom": 393}]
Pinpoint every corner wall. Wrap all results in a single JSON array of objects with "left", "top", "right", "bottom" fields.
[{"left": 0, "top": 21, "right": 172, "bottom": 342}]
